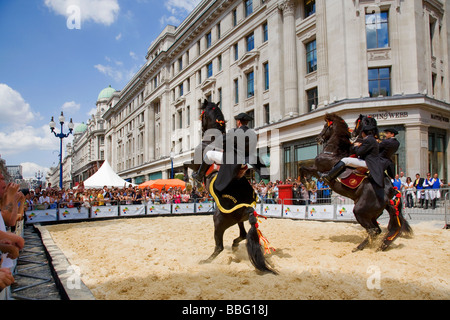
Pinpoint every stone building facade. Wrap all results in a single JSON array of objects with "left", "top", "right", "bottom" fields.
[{"left": 99, "top": 0, "right": 450, "bottom": 184}]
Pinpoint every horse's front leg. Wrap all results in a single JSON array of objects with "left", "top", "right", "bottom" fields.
[
  {"left": 200, "top": 224, "right": 225, "bottom": 264},
  {"left": 200, "top": 210, "right": 234, "bottom": 264}
]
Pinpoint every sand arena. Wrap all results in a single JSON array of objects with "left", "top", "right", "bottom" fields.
[{"left": 43, "top": 215, "right": 450, "bottom": 300}]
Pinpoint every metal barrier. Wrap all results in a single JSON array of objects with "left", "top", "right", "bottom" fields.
[
  {"left": 22, "top": 188, "right": 450, "bottom": 226},
  {"left": 24, "top": 200, "right": 217, "bottom": 224}
]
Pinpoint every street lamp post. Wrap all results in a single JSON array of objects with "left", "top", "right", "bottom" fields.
[{"left": 49, "top": 112, "right": 74, "bottom": 189}]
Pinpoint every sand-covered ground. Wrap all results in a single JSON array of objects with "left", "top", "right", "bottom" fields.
[{"left": 44, "top": 216, "right": 450, "bottom": 300}]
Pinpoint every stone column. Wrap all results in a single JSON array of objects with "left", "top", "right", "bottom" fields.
[
  {"left": 280, "top": 0, "right": 299, "bottom": 117},
  {"left": 315, "top": 0, "right": 329, "bottom": 106},
  {"left": 404, "top": 124, "right": 429, "bottom": 177},
  {"left": 147, "top": 103, "right": 155, "bottom": 161}
]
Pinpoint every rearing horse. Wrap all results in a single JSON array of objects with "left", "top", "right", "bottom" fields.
[
  {"left": 301, "top": 113, "right": 412, "bottom": 251},
  {"left": 185, "top": 100, "right": 276, "bottom": 274}
]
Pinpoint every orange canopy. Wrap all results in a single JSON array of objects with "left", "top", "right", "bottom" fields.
[{"left": 138, "top": 179, "right": 185, "bottom": 191}]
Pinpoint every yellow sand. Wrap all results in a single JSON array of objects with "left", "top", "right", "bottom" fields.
[{"left": 44, "top": 216, "right": 450, "bottom": 300}]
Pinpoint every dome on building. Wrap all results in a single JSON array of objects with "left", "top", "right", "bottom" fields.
[
  {"left": 74, "top": 122, "right": 87, "bottom": 134},
  {"left": 97, "top": 85, "right": 116, "bottom": 101}
]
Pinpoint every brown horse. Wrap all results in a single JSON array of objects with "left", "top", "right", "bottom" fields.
[
  {"left": 301, "top": 113, "right": 412, "bottom": 251},
  {"left": 185, "top": 100, "right": 276, "bottom": 274}
]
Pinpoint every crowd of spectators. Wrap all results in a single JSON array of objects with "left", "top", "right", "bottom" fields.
[
  {"left": 252, "top": 177, "right": 331, "bottom": 205},
  {"left": 23, "top": 183, "right": 213, "bottom": 210},
  {"left": 24, "top": 176, "right": 332, "bottom": 211}
]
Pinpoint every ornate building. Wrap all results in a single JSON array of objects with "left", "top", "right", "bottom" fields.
[
  {"left": 98, "top": 0, "right": 449, "bottom": 184},
  {"left": 71, "top": 86, "right": 118, "bottom": 185}
]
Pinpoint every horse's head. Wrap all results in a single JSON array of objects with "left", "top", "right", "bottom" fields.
[
  {"left": 352, "top": 114, "right": 379, "bottom": 140},
  {"left": 200, "top": 99, "right": 226, "bottom": 134},
  {"left": 317, "top": 113, "right": 351, "bottom": 145}
]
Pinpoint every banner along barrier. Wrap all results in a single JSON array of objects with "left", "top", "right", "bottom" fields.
[
  {"left": 282, "top": 204, "right": 307, "bottom": 219},
  {"left": 59, "top": 207, "right": 90, "bottom": 221},
  {"left": 147, "top": 203, "right": 171, "bottom": 215},
  {"left": 119, "top": 204, "right": 146, "bottom": 217},
  {"left": 172, "top": 202, "right": 196, "bottom": 214},
  {"left": 195, "top": 202, "right": 215, "bottom": 214},
  {"left": 91, "top": 205, "right": 119, "bottom": 218},
  {"left": 25, "top": 208, "right": 58, "bottom": 224},
  {"left": 335, "top": 204, "right": 356, "bottom": 221},
  {"left": 306, "top": 204, "right": 334, "bottom": 220},
  {"left": 261, "top": 203, "right": 283, "bottom": 217}
]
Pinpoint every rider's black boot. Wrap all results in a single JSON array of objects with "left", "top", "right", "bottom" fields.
[
  {"left": 192, "top": 161, "right": 209, "bottom": 184},
  {"left": 322, "top": 161, "right": 346, "bottom": 184}
]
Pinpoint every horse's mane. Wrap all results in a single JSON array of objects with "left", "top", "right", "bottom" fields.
[
  {"left": 201, "top": 99, "right": 226, "bottom": 134},
  {"left": 354, "top": 114, "right": 379, "bottom": 139},
  {"left": 324, "top": 113, "right": 352, "bottom": 156},
  {"left": 325, "top": 113, "right": 351, "bottom": 138}
]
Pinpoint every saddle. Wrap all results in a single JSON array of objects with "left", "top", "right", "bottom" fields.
[
  {"left": 205, "top": 163, "right": 248, "bottom": 178},
  {"left": 337, "top": 167, "right": 368, "bottom": 189},
  {"left": 207, "top": 164, "right": 255, "bottom": 213}
]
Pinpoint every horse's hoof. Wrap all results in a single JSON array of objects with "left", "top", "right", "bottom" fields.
[{"left": 199, "top": 259, "right": 210, "bottom": 264}]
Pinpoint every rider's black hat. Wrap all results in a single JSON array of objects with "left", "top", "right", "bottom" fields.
[
  {"left": 234, "top": 113, "right": 253, "bottom": 121},
  {"left": 362, "top": 124, "right": 377, "bottom": 133},
  {"left": 383, "top": 128, "right": 398, "bottom": 135}
]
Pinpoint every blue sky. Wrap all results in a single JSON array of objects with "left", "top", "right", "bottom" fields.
[{"left": 0, "top": 0, "right": 201, "bottom": 179}]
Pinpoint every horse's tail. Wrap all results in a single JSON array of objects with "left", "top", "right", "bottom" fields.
[
  {"left": 246, "top": 209, "right": 277, "bottom": 275},
  {"left": 383, "top": 192, "right": 413, "bottom": 250},
  {"left": 397, "top": 198, "right": 413, "bottom": 237}
]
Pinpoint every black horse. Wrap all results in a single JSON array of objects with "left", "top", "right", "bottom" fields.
[
  {"left": 185, "top": 100, "right": 275, "bottom": 274},
  {"left": 301, "top": 113, "right": 412, "bottom": 251}
]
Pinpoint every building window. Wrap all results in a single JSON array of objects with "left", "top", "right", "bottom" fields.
[
  {"left": 178, "top": 110, "right": 183, "bottom": 129},
  {"left": 234, "top": 78, "right": 239, "bottom": 104},
  {"left": 263, "top": 22, "right": 268, "bottom": 42},
  {"left": 264, "top": 104, "right": 270, "bottom": 124},
  {"left": 428, "top": 131, "right": 447, "bottom": 179},
  {"left": 247, "top": 110, "right": 255, "bottom": 128},
  {"left": 187, "top": 106, "right": 190, "bottom": 126},
  {"left": 218, "top": 54, "right": 222, "bottom": 71},
  {"left": 232, "top": 9, "right": 237, "bottom": 27},
  {"left": 217, "top": 23, "right": 221, "bottom": 40},
  {"left": 206, "top": 31, "right": 212, "bottom": 49},
  {"left": 218, "top": 88, "right": 222, "bottom": 107},
  {"left": 304, "top": 0, "right": 316, "bottom": 18},
  {"left": 306, "top": 40, "right": 317, "bottom": 73},
  {"left": 198, "top": 70, "right": 202, "bottom": 84},
  {"left": 245, "top": 0, "right": 253, "bottom": 17},
  {"left": 263, "top": 62, "right": 269, "bottom": 91},
  {"left": 179, "top": 83, "right": 184, "bottom": 97},
  {"left": 306, "top": 87, "right": 318, "bottom": 111},
  {"left": 368, "top": 67, "right": 391, "bottom": 97},
  {"left": 246, "top": 32, "right": 254, "bottom": 52},
  {"left": 234, "top": 43, "right": 239, "bottom": 61},
  {"left": 178, "top": 57, "right": 183, "bottom": 71},
  {"left": 366, "top": 11, "right": 389, "bottom": 49},
  {"left": 246, "top": 71, "right": 254, "bottom": 98},
  {"left": 284, "top": 147, "right": 292, "bottom": 180},
  {"left": 207, "top": 62, "right": 213, "bottom": 78}
]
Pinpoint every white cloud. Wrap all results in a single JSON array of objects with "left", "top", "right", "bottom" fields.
[
  {"left": 0, "top": 83, "right": 36, "bottom": 128},
  {"left": 61, "top": 101, "right": 81, "bottom": 114},
  {"left": 164, "top": 0, "right": 201, "bottom": 14},
  {"left": 87, "top": 107, "right": 97, "bottom": 117},
  {"left": 44, "top": 0, "right": 120, "bottom": 26},
  {"left": 0, "top": 124, "right": 59, "bottom": 157},
  {"left": 94, "top": 64, "right": 124, "bottom": 82},
  {"left": 160, "top": 0, "right": 201, "bottom": 27},
  {"left": 115, "top": 33, "right": 122, "bottom": 41},
  {"left": 21, "top": 162, "right": 50, "bottom": 180}
]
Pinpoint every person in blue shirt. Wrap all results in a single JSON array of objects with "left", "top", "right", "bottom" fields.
[
  {"left": 392, "top": 174, "right": 402, "bottom": 191},
  {"left": 413, "top": 173, "right": 425, "bottom": 208},
  {"left": 424, "top": 173, "right": 443, "bottom": 209}
]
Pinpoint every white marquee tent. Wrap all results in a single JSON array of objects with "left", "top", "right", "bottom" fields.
[{"left": 83, "top": 160, "right": 136, "bottom": 189}]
